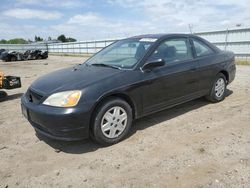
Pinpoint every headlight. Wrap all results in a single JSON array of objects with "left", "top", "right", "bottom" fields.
[{"left": 43, "top": 90, "right": 82, "bottom": 107}]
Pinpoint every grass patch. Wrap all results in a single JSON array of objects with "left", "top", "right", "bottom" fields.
[{"left": 236, "top": 60, "right": 250, "bottom": 65}]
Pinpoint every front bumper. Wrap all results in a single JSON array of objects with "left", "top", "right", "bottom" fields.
[{"left": 21, "top": 95, "right": 92, "bottom": 141}]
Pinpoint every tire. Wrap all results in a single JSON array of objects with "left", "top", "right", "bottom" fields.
[
  {"left": 4, "top": 56, "right": 11, "bottom": 62},
  {"left": 91, "top": 98, "right": 133, "bottom": 146},
  {"left": 37, "top": 55, "right": 42, "bottom": 60},
  {"left": 205, "top": 73, "right": 227, "bottom": 103},
  {"left": 10, "top": 56, "right": 17, "bottom": 62}
]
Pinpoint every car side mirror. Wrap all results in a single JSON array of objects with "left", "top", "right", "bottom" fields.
[{"left": 142, "top": 59, "right": 165, "bottom": 71}]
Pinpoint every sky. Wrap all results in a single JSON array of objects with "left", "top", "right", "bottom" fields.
[{"left": 0, "top": 0, "right": 250, "bottom": 41}]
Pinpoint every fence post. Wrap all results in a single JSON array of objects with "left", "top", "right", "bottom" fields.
[
  {"left": 46, "top": 42, "right": 49, "bottom": 53},
  {"left": 95, "top": 41, "right": 97, "bottom": 53},
  {"left": 225, "top": 29, "right": 229, "bottom": 50},
  {"left": 86, "top": 42, "right": 88, "bottom": 55}
]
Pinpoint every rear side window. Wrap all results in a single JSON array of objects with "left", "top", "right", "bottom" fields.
[
  {"left": 149, "top": 38, "right": 193, "bottom": 64},
  {"left": 193, "top": 39, "right": 214, "bottom": 57}
]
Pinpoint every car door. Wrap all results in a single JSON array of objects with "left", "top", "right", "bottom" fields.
[
  {"left": 190, "top": 38, "right": 223, "bottom": 93},
  {"left": 141, "top": 37, "right": 200, "bottom": 115}
]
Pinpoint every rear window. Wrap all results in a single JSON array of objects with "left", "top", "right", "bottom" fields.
[{"left": 193, "top": 39, "right": 214, "bottom": 57}]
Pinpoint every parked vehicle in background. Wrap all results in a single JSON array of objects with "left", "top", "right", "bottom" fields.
[
  {"left": 0, "top": 49, "right": 5, "bottom": 55},
  {"left": 21, "top": 34, "right": 236, "bottom": 145},
  {"left": 1, "top": 51, "right": 23, "bottom": 62},
  {"left": 0, "top": 49, "right": 6, "bottom": 59},
  {"left": 23, "top": 50, "right": 48, "bottom": 60},
  {"left": 0, "top": 50, "right": 48, "bottom": 62}
]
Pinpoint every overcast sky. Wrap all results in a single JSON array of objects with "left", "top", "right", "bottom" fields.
[{"left": 0, "top": 0, "right": 249, "bottom": 41}]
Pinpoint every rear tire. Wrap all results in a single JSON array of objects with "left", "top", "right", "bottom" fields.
[
  {"left": 205, "top": 73, "right": 227, "bottom": 103},
  {"left": 10, "top": 56, "right": 17, "bottom": 62},
  {"left": 37, "top": 55, "right": 42, "bottom": 60},
  {"left": 91, "top": 98, "right": 132, "bottom": 146}
]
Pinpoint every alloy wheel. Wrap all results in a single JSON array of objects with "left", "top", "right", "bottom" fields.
[{"left": 101, "top": 106, "right": 128, "bottom": 138}]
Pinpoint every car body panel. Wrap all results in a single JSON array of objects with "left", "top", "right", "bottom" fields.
[{"left": 21, "top": 34, "right": 236, "bottom": 141}]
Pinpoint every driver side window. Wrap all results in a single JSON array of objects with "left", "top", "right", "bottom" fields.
[{"left": 149, "top": 38, "right": 193, "bottom": 64}]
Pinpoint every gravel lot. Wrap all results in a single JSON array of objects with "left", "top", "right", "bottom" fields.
[{"left": 0, "top": 56, "right": 250, "bottom": 188}]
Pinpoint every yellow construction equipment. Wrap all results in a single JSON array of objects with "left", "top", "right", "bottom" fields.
[{"left": 0, "top": 71, "right": 4, "bottom": 89}]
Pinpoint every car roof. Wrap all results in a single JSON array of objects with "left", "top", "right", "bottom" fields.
[
  {"left": 130, "top": 33, "right": 197, "bottom": 40},
  {"left": 130, "top": 33, "right": 221, "bottom": 54}
]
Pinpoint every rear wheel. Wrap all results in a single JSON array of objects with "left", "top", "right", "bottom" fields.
[
  {"left": 4, "top": 57, "right": 10, "bottom": 62},
  {"left": 91, "top": 98, "right": 132, "bottom": 146},
  {"left": 206, "top": 73, "right": 227, "bottom": 102},
  {"left": 37, "top": 55, "right": 43, "bottom": 60},
  {"left": 10, "top": 56, "right": 17, "bottom": 62}
]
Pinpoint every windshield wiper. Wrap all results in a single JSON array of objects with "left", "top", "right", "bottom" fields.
[{"left": 91, "top": 63, "right": 121, "bottom": 70}]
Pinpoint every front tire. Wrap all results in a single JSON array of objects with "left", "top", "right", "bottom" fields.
[
  {"left": 206, "top": 73, "right": 227, "bottom": 103},
  {"left": 37, "top": 55, "right": 43, "bottom": 60},
  {"left": 91, "top": 98, "right": 132, "bottom": 146},
  {"left": 10, "top": 56, "right": 17, "bottom": 62}
]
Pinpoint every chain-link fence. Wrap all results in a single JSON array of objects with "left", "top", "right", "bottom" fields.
[{"left": 0, "top": 28, "right": 250, "bottom": 60}]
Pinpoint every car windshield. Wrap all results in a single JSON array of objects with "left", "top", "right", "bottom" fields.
[{"left": 85, "top": 38, "right": 157, "bottom": 69}]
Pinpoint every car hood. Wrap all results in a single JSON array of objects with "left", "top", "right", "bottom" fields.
[{"left": 30, "top": 64, "right": 122, "bottom": 95}]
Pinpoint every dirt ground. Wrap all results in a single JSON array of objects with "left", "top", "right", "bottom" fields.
[{"left": 0, "top": 56, "right": 250, "bottom": 188}]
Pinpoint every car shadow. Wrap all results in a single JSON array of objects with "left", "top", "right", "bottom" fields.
[
  {"left": 130, "top": 89, "right": 233, "bottom": 136},
  {"left": 36, "top": 133, "right": 100, "bottom": 154},
  {"left": 0, "top": 91, "right": 23, "bottom": 102},
  {"left": 37, "top": 89, "right": 233, "bottom": 154}
]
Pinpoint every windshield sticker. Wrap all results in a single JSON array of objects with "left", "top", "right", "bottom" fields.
[{"left": 139, "top": 38, "right": 157, "bottom": 42}]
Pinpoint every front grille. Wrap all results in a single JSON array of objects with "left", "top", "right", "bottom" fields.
[{"left": 26, "top": 89, "right": 44, "bottom": 104}]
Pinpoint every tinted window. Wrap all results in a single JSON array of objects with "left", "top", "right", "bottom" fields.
[
  {"left": 193, "top": 39, "right": 214, "bottom": 57},
  {"left": 149, "top": 38, "right": 193, "bottom": 64},
  {"left": 86, "top": 38, "right": 155, "bottom": 68}
]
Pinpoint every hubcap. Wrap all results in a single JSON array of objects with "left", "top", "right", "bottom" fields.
[
  {"left": 215, "top": 78, "right": 225, "bottom": 98},
  {"left": 101, "top": 106, "right": 128, "bottom": 138}
]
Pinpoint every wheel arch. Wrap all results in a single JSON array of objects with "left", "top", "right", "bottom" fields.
[
  {"left": 92, "top": 92, "right": 136, "bottom": 119},
  {"left": 89, "top": 92, "right": 137, "bottom": 135},
  {"left": 218, "top": 70, "right": 229, "bottom": 83}
]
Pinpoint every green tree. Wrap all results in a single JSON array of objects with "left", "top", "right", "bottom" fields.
[
  {"left": 57, "top": 34, "right": 77, "bottom": 42},
  {"left": 0, "top": 39, "right": 7, "bottom": 44},
  {"left": 35, "top": 35, "right": 43, "bottom": 42},
  {"left": 0, "top": 38, "right": 28, "bottom": 44},
  {"left": 57, "top": 34, "right": 67, "bottom": 42},
  {"left": 8, "top": 38, "right": 28, "bottom": 44},
  {"left": 67, "top": 37, "right": 77, "bottom": 42}
]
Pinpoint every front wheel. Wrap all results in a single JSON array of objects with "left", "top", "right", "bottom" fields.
[
  {"left": 37, "top": 55, "right": 43, "bottom": 60},
  {"left": 91, "top": 98, "right": 132, "bottom": 146},
  {"left": 206, "top": 73, "right": 227, "bottom": 103},
  {"left": 10, "top": 56, "right": 17, "bottom": 62}
]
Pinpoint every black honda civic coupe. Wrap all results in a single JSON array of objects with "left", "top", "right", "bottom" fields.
[{"left": 21, "top": 34, "right": 236, "bottom": 145}]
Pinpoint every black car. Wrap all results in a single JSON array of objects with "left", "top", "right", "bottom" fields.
[
  {"left": 21, "top": 34, "right": 236, "bottom": 145},
  {"left": 0, "top": 49, "right": 6, "bottom": 59},
  {"left": 1, "top": 51, "right": 23, "bottom": 62},
  {"left": 0, "top": 49, "right": 5, "bottom": 55}
]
